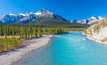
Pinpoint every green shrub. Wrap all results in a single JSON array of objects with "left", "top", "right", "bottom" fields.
[{"left": 101, "top": 39, "right": 107, "bottom": 42}]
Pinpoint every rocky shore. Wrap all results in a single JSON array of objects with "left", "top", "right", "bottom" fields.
[
  {"left": 0, "top": 35, "right": 53, "bottom": 65},
  {"left": 82, "top": 32, "right": 107, "bottom": 45}
]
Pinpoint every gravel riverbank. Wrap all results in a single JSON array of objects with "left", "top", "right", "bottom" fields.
[{"left": 0, "top": 35, "right": 53, "bottom": 65}]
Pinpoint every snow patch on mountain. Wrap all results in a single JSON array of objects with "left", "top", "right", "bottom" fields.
[
  {"left": 3, "top": 12, "right": 16, "bottom": 17},
  {"left": 34, "top": 12, "right": 41, "bottom": 15},
  {"left": 19, "top": 13, "right": 27, "bottom": 16},
  {"left": 7, "top": 12, "right": 16, "bottom": 16},
  {"left": 19, "top": 12, "right": 30, "bottom": 16},
  {"left": 98, "top": 16, "right": 103, "bottom": 20}
]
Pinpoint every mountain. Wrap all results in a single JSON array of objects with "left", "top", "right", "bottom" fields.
[
  {"left": 0, "top": 12, "right": 26, "bottom": 24},
  {"left": 70, "top": 15, "right": 104, "bottom": 24},
  {"left": 0, "top": 9, "right": 68, "bottom": 24},
  {"left": 27, "top": 15, "right": 74, "bottom": 25}
]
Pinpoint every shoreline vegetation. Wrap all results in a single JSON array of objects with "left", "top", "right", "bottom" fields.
[
  {"left": 0, "top": 24, "right": 87, "bottom": 53},
  {"left": 0, "top": 25, "right": 67, "bottom": 52},
  {"left": 0, "top": 35, "right": 53, "bottom": 65},
  {"left": 0, "top": 24, "right": 88, "bottom": 65}
]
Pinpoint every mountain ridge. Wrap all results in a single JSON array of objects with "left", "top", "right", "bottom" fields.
[
  {"left": 0, "top": 9, "right": 68, "bottom": 24},
  {"left": 70, "top": 15, "right": 104, "bottom": 24},
  {"left": 0, "top": 9, "right": 103, "bottom": 25}
]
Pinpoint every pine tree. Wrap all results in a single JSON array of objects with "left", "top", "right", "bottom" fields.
[
  {"left": 38, "top": 26, "right": 42, "bottom": 37},
  {"left": 24, "top": 31, "right": 27, "bottom": 39},
  {"left": 34, "top": 27, "right": 37, "bottom": 37},
  {"left": 5, "top": 35, "right": 7, "bottom": 39},
  {"left": 12, "top": 26, "right": 15, "bottom": 36},
  {"left": 21, "top": 25, "right": 23, "bottom": 38}
]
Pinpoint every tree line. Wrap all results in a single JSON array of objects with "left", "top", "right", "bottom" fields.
[
  {"left": 0, "top": 24, "right": 86, "bottom": 52},
  {"left": 0, "top": 24, "right": 86, "bottom": 39}
]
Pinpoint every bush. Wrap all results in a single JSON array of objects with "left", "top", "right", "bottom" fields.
[
  {"left": 83, "top": 29, "right": 87, "bottom": 34},
  {"left": 101, "top": 39, "right": 107, "bottom": 42}
]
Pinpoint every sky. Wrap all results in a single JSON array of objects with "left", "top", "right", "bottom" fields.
[{"left": 0, "top": 0, "right": 107, "bottom": 20}]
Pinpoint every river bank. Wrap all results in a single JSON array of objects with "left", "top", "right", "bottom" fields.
[
  {"left": 18, "top": 32, "right": 107, "bottom": 65},
  {"left": 82, "top": 32, "right": 107, "bottom": 45},
  {"left": 0, "top": 35, "right": 53, "bottom": 65}
]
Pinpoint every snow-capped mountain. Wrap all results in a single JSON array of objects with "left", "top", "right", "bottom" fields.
[
  {"left": 0, "top": 12, "right": 25, "bottom": 23},
  {"left": 0, "top": 9, "right": 67, "bottom": 24},
  {"left": 4, "top": 12, "right": 16, "bottom": 16},
  {"left": 70, "top": 15, "right": 104, "bottom": 24}
]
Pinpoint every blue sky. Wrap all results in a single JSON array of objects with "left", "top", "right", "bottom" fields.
[{"left": 0, "top": 0, "right": 107, "bottom": 20}]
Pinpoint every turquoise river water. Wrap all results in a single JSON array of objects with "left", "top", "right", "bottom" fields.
[{"left": 18, "top": 32, "right": 107, "bottom": 65}]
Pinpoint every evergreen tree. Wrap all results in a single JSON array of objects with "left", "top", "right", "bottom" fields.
[
  {"left": 24, "top": 31, "right": 27, "bottom": 39},
  {"left": 5, "top": 35, "right": 7, "bottom": 39},
  {"left": 105, "top": 16, "right": 107, "bottom": 21},
  {"left": 21, "top": 25, "right": 23, "bottom": 38},
  {"left": 38, "top": 26, "right": 42, "bottom": 37}
]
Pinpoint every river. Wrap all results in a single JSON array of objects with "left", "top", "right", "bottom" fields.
[{"left": 18, "top": 32, "right": 107, "bottom": 65}]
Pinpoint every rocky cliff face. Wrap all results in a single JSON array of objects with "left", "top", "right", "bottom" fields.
[{"left": 84, "top": 16, "right": 107, "bottom": 43}]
